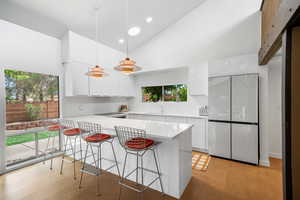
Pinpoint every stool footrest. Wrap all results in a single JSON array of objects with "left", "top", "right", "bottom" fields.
[
  {"left": 125, "top": 166, "right": 161, "bottom": 180},
  {"left": 119, "top": 176, "right": 160, "bottom": 193}
]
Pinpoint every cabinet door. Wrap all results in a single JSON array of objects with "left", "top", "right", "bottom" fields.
[
  {"left": 208, "top": 122, "right": 231, "bottom": 159},
  {"left": 232, "top": 74, "right": 258, "bottom": 123},
  {"left": 118, "top": 74, "right": 135, "bottom": 97},
  {"left": 188, "top": 118, "right": 207, "bottom": 152},
  {"left": 64, "top": 62, "right": 89, "bottom": 96},
  {"left": 232, "top": 124, "right": 258, "bottom": 164}
]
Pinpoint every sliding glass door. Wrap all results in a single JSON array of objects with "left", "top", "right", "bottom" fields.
[{"left": 0, "top": 69, "right": 61, "bottom": 172}]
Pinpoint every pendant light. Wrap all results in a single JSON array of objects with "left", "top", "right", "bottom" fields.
[
  {"left": 86, "top": 7, "right": 108, "bottom": 78},
  {"left": 114, "top": 0, "right": 142, "bottom": 74}
]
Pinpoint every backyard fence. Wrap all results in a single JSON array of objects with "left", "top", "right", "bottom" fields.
[{"left": 6, "top": 101, "right": 59, "bottom": 123}]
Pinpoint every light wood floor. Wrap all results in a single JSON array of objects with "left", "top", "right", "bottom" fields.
[{"left": 0, "top": 155, "right": 282, "bottom": 200}]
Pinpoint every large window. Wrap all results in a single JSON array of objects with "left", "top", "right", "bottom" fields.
[
  {"left": 142, "top": 84, "right": 187, "bottom": 103},
  {"left": 4, "top": 69, "right": 60, "bottom": 166}
]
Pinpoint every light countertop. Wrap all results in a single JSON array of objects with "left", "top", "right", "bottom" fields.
[
  {"left": 127, "top": 111, "right": 208, "bottom": 119},
  {"left": 68, "top": 115, "right": 193, "bottom": 140}
]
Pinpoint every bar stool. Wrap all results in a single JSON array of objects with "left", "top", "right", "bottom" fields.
[
  {"left": 60, "top": 119, "right": 83, "bottom": 180},
  {"left": 114, "top": 126, "right": 164, "bottom": 198},
  {"left": 78, "top": 121, "right": 120, "bottom": 196},
  {"left": 43, "top": 119, "right": 66, "bottom": 170}
]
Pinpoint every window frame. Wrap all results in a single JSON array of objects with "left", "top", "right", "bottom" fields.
[{"left": 142, "top": 84, "right": 188, "bottom": 103}]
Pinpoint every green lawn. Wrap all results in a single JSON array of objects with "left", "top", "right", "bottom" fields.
[{"left": 6, "top": 131, "right": 59, "bottom": 146}]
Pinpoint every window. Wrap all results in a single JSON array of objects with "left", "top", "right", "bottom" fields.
[
  {"left": 142, "top": 86, "right": 162, "bottom": 102},
  {"left": 142, "top": 84, "right": 187, "bottom": 102},
  {"left": 4, "top": 69, "right": 60, "bottom": 166}
]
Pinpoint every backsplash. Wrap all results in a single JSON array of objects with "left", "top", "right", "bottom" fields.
[{"left": 62, "top": 96, "right": 128, "bottom": 117}]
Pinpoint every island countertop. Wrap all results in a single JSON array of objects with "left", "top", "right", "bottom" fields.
[{"left": 67, "top": 115, "right": 193, "bottom": 140}]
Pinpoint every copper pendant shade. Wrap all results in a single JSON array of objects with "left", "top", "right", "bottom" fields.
[
  {"left": 114, "top": 57, "right": 142, "bottom": 74},
  {"left": 85, "top": 65, "right": 108, "bottom": 78}
]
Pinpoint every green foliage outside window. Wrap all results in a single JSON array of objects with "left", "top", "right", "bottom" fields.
[
  {"left": 142, "top": 84, "right": 187, "bottom": 102},
  {"left": 142, "top": 86, "right": 162, "bottom": 102},
  {"left": 25, "top": 104, "right": 41, "bottom": 121}
]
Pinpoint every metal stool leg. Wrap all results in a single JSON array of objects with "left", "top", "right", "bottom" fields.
[
  {"left": 79, "top": 143, "right": 89, "bottom": 189},
  {"left": 110, "top": 142, "right": 121, "bottom": 176},
  {"left": 72, "top": 136, "right": 77, "bottom": 180},
  {"left": 119, "top": 152, "right": 128, "bottom": 200},
  {"left": 136, "top": 152, "right": 139, "bottom": 185},
  {"left": 97, "top": 144, "right": 101, "bottom": 196},
  {"left": 50, "top": 131, "right": 56, "bottom": 170},
  {"left": 152, "top": 149, "right": 164, "bottom": 194},
  {"left": 60, "top": 136, "right": 69, "bottom": 175},
  {"left": 141, "top": 155, "right": 144, "bottom": 185}
]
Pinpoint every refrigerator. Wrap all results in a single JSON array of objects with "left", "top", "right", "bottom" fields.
[{"left": 208, "top": 74, "right": 259, "bottom": 165}]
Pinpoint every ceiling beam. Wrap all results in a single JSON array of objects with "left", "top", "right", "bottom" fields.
[{"left": 259, "top": 0, "right": 300, "bottom": 65}]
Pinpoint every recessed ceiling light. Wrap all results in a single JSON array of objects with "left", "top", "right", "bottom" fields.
[
  {"left": 118, "top": 38, "right": 125, "bottom": 44},
  {"left": 128, "top": 26, "right": 141, "bottom": 36},
  {"left": 146, "top": 17, "right": 153, "bottom": 23}
]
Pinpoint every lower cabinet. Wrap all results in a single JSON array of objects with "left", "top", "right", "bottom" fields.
[
  {"left": 187, "top": 118, "right": 208, "bottom": 152},
  {"left": 127, "top": 113, "right": 208, "bottom": 152}
]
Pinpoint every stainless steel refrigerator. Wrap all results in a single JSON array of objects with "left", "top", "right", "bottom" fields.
[{"left": 208, "top": 74, "right": 259, "bottom": 165}]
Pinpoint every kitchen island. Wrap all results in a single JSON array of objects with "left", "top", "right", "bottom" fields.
[{"left": 68, "top": 115, "right": 193, "bottom": 199}]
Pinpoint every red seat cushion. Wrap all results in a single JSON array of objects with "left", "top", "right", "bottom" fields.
[
  {"left": 125, "top": 137, "right": 154, "bottom": 150},
  {"left": 85, "top": 133, "right": 111, "bottom": 142},
  {"left": 48, "top": 125, "right": 66, "bottom": 131},
  {"left": 63, "top": 128, "right": 81, "bottom": 136}
]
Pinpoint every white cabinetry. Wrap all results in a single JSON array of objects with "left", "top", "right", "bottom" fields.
[
  {"left": 187, "top": 118, "right": 208, "bottom": 152},
  {"left": 62, "top": 31, "right": 134, "bottom": 97},
  {"left": 127, "top": 113, "right": 208, "bottom": 152},
  {"left": 188, "top": 62, "right": 208, "bottom": 96},
  {"left": 64, "top": 62, "right": 89, "bottom": 96}
]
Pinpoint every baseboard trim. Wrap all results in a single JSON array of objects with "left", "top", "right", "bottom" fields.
[
  {"left": 259, "top": 158, "right": 270, "bottom": 167},
  {"left": 269, "top": 152, "right": 282, "bottom": 159}
]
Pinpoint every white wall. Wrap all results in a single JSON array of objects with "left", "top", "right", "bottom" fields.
[
  {"left": 129, "top": 67, "right": 208, "bottom": 115},
  {"left": 131, "top": 0, "right": 261, "bottom": 68},
  {"left": 209, "top": 54, "right": 270, "bottom": 166},
  {"left": 129, "top": 0, "right": 261, "bottom": 116},
  {"left": 268, "top": 56, "right": 282, "bottom": 159}
]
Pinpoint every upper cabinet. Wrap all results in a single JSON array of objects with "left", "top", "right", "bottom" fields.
[
  {"left": 188, "top": 62, "right": 208, "bottom": 96},
  {"left": 62, "top": 31, "right": 135, "bottom": 97}
]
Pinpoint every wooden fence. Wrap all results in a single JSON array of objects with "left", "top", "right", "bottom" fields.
[{"left": 6, "top": 101, "right": 59, "bottom": 123}]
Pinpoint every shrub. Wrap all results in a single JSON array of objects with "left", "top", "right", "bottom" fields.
[{"left": 25, "top": 104, "right": 41, "bottom": 121}]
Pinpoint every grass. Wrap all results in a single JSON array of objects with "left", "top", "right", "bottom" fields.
[{"left": 6, "top": 131, "right": 59, "bottom": 146}]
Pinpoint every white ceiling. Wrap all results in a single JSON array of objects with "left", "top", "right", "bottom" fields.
[{"left": 0, "top": 0, "right": 205, "bottom": 52}]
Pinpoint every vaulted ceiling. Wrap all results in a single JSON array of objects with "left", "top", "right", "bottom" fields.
[{"left": 0, "top": 0, "right": 205, "bottom": 52}]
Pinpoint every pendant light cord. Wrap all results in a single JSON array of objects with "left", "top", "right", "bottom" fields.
[
  {"left": 96, "top": 8, "right": 99, "bottom": 65},
  {"left": 126, "top": 0, "right": 129, "bottom": 58}
]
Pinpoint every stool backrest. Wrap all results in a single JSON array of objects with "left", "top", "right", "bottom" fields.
[
  {"left": 60, "top": 119, "right": 75, "bottom": 129},
  {"left": 114, "top": 126, "right": 146, "bottom": 149},
  {"left": 78, "top": 121, "right": 101, "bottom": 137}
]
